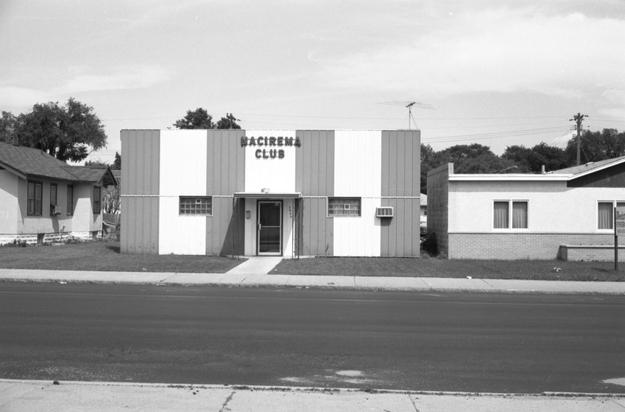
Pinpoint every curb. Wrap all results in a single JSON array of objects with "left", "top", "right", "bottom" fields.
[
  {"left": 1, "top": 379, "right": 623, "bottom": 398},
  {"left": 1, "top": 276, "right": 625, "bottom": 295}
]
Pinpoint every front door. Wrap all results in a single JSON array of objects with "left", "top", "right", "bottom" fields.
[{"left": 257, "top": 201, "right": 282, "bottom": 255}]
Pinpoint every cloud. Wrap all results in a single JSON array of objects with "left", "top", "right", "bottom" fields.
[
  {"left": 57, "top": 66, "right": 169, "bottom": 94},
  {"left": 599, "top": 88, "right": 625, "bottom": 118},
  {"left": 0, "top": 86, "right": 49, "bottom": 108},
  {"left": 0, "top": 66, "right": 168, "bottom": 110},
  {"left": 317, "top": 8, "right": 625, "bottom": 100}
]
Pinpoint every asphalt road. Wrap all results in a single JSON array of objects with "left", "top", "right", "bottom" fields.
[{"left": 0, "top": 282, "right": 624, "bottom": 394}]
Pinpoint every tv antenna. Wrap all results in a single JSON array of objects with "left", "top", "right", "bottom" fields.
[{"left": 379, "top": 101, "right": 435, "bottom": 129}]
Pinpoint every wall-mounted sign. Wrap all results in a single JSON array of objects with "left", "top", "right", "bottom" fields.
[
  {"left": 616, "top": 206, "right": 625, "bottom": 235},
  {"left": 241, "top": 136, "right": 301, "bottom": 159}
]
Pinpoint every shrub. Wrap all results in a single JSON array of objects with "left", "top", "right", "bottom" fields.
[{"left": 421, "top": 232, "right": 438, "bottom": 256}]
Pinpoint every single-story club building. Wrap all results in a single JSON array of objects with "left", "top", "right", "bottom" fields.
[
  {"left": 427, "top": 157, "right": 625, "bottom": 260},
  {"left": 121, "top": 129, "right": 421, "bottom": 257},
  {"left": 0, "top": 140, "right": 117, "bottom": 244}
]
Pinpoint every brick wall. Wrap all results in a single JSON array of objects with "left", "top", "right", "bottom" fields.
[
  {"left": 448, "top": 233, "right": 616, "bottom": 260},
  {"left": 560, "top": 245, "right": 625, "bottom": 261}
]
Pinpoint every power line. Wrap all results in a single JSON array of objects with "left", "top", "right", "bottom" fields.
[{"left": 422, "top": 126, "right": 574, "bottom": 144}]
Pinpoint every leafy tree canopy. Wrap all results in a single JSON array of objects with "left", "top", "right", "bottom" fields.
[
  {"left": 112, "top": 152, "right": 121, "bottom": 170},
  {"left": 564, "top": 128, "right": 625, "bottom": 165},
  {"left": 174, "top": 108, "right": 241, "bottom": 130},
  {"left": 174, "top": 108, "right": 214, "bottom": 129},
  {"left": 0, "top": 111, "right": 18, "bottom": 143},
  {"left": 7, "top": 98, "right": 107, "bottom": 163},
  {"left": 216, "top": 113, "right": 241, "bottom": 130},
  {"left": 85, "top": 160, "right": 109, "bottom": 169}
]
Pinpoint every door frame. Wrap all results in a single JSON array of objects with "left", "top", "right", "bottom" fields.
[{"left": 257, "top": 200, "right": 283, "bottom": 256}]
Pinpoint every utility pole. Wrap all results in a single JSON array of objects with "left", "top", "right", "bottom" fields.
[{"left": 570, "top": 113, "right": 588, "bottom": 166}]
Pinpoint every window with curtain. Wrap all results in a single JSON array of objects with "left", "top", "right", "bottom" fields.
[
  {"left": 512, "top": 201, "right": 528, "bottom": 228},
  {"left": 67, "top": 185, "right": 73, "bottom": 216},
  {"left": 494, "top": 200, "right": 528, "bottom": 229},
  {"left": 598, "top": 202, "right": 617, "bottom": 229},
  {"left": 493, "top": 201, "right": 509, "bottom": 228},
  {"left": 93, "top": 186, "right": 101, "bottom": 214},
  {"left": 27, "top": 181, "right": 42, "bottom": 216}
]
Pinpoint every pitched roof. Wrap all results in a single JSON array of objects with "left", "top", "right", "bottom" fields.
[
  {"left": 549, "top": 156, "right": 625, "bottom": 177},
  {"left": 0, "top": 141, "right": 117, "bottom": 186},
  {"left": 449, "top": 155, "right": 625, "bottom": 182}
]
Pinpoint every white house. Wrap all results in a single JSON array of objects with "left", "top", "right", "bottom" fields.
[
  {"left": 0, "top": 141, "right": 117, "bottom": 244},
  {"left": 427, "top": 157, "right": 625, "bottom": 260}
]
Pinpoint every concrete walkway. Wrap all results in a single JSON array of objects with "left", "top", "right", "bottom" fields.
[
  {"left": 224, "top": 256, "right": 283, "bottom": 275},
  {"left": 1, "top": 380, "right": 623, "bottom": 412}
]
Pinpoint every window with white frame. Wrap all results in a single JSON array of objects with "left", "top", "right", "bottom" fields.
[
  {"left": 598, "top": 201, "right": 625, "bottom": 230},
  {"left": 493, "top": 200, "right": 528, "bottom": 229},
  {"left": 328, "top": 197, "right": 361, "bottom": 217},
  {"left": 180, "top": 197, "right": 212, "bottom": 215},
  {"left": 93, "top": 186, "right": 101, "bottom": 214},
  {"left": 27, "top": 181, "right": 43, "bottom": 216}
]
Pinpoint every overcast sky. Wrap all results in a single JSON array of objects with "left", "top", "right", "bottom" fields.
[{"left": 2, "top": 0, "right": 624, "bottom": 164}]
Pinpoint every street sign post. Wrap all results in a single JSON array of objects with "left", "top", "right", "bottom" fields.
[{"left": 615, "top": 207, "right": 625, "bottom": 271}]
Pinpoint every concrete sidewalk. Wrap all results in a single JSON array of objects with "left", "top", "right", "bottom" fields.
[
  {"left": 1, "top": 380, "right": 624, "bottom": 412},
  {"left": 0, "top": 266, "right": 624, "bottom": 294}
]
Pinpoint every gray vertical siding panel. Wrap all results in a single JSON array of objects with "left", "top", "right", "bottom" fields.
[
  {"left": 404, "top": 131, "right": 413, "bottom": 196},
  {"left": 205, "top": 130, "right": 246, "bottom": 255},
  {"left": 121, "top": 130, "right": 160, "bottom": 255},
  {"left": 296, "top": 130, "right": 335, "bottom": 195},
  {"left": 301, "top": 198, "right": 333, "bottom": 256},
  {"left": 296, "top": 131, "right": 334, "bottom": 255},
  {"left": 381, "top": 131, "right": 390, "bottom": 197},
  {"left": 397, "top": 132, "right": 406, "bottom": 196},
  {"left": 380, "top": 130, "right": 420, "bottom": 257}
]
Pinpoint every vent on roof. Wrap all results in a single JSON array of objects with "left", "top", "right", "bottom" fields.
[{"left": 376, "top": 207, "right": 393, "bottom": 218}]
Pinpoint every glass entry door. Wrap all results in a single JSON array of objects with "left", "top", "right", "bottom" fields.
[{"left": 257, "top": 201, "right": 282, "bottom": 255}]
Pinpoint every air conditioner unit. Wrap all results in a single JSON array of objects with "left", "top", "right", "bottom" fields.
[
  {"left": 376, "top": 206, "right": 393, "bottom": 218},
  {"left": 52, "top": 205, "right": 61, "bottom": 215}
]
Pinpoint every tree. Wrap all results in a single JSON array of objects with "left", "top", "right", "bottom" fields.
[
  {"left": 564, "top": 128, "right": 625, "bottom": 165},
  {"left": 420, "top": 143, "right": 438, "bottom": 194},
  {"left": 85, "top": 160, "right": 109, "bottom": 169},
  {"left": 112, "top": 152, "right": 121, "bottom": 170},
  {"left": 173, "top": 108, "right": 214, "bottom": 129},
  {"left": 173, "top": 108, "right": 242, "bottom": 130},
  {"left": 435, "top": 144, "right": 516, "bottom": 174},
  {"left": 216, "top": 113, "right": 241, "bottom": 129},
  {"left": 502, "top": 145, "right": 533, "bottom": 173},
  {"left": 16, "top": 98, "right": 107, "bottom": 162},
  {"left": 0, "top": 111, "right": 19, "bottom": 143},
  {"left": 529, "top": 142, "right": 567, "bottom": 172}
]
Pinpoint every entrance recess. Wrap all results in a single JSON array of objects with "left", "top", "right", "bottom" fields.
[{"left": 257, "top": 201, "right": 282, "bottom": 255}]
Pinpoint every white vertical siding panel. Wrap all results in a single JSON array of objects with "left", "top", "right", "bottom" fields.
[
  {"left": 159, "top": 130, "right": 207, "bottom": 196},
  {"left": 244, "top": 130, "right": 297, "bottom": 193},
  {"left": 333, "top": 131, "right": 382, "bottom": 256},
  {"left": 158, "top": 130, "right": 208, "bottom": 254},
  {"left": 333, "top": 198, "right": 381, "bottom": 256},
  {"left": 158, "top": 197, "right": 207, "bottom": 255}
]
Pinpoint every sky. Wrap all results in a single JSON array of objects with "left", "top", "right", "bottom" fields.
[{"left": 2, "top": 0, "right": 625, "bottom": 165}]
